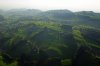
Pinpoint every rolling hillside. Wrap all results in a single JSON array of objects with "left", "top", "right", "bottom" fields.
[{"left": 0, "top": 9, "right": 100, "bottom": 66}]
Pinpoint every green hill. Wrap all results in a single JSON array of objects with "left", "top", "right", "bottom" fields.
[{"left": 0, "top": 9, "right": 100, "bottom": 66}]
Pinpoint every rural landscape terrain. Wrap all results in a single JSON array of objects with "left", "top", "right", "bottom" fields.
[{"left": 0, "top": 9, "right": 100, "bottom": 66}]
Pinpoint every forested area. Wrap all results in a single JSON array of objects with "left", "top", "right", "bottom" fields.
[{"left": 0, "top": 9, "right": 100, "bottom": 66}]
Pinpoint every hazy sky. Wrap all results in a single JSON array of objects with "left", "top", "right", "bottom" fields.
[{"left": 0, "top": 0, "right": 100, "bottom": 12}]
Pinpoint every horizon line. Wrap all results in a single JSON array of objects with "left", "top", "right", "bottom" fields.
[{"left": 0, "top": 8, "right": 100, "bottom": 13}]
